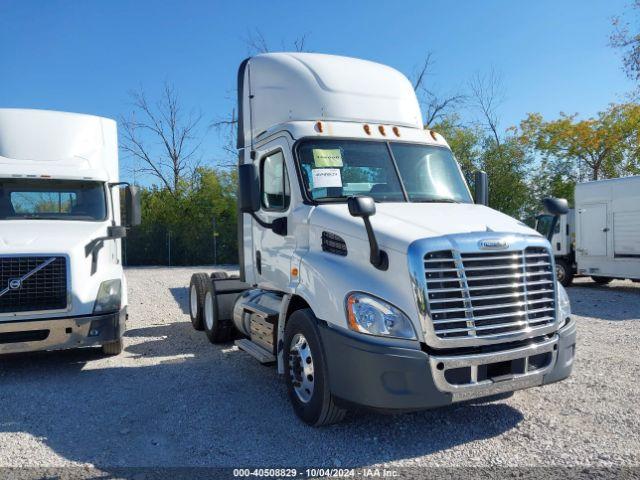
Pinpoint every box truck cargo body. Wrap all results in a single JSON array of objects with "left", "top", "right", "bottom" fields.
[
  {"left": 537, "top": 176, "right": 640, "bottom": 285},
  {"left": 188, "top": 53, "right": 576, "bottom": 426},
  {"left": 0, "top": 109, "right": 140, "bottom": 355},
  {"left": 576, "top": 176, "right": 640, "bottom": 281}
]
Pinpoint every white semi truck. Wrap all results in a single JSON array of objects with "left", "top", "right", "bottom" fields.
[
  {"left": 536, "top": 176, "right": 640, "bottom": 286},
  {"left": 0, "top": 109, "right": 140, "bottom": 355},
  {"left": 189, "top": 53, "right": 576, "bottom": 426}
]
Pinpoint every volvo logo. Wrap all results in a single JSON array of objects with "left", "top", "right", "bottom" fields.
[
  {"left": 478, "top": 239, "right": 510, "bottom": 250},
  {"left": 8, "top": 279, "right": 22, "bottom": 290}
]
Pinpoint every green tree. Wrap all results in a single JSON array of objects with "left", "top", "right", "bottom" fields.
[{"left": 519, "top": 103, "right": 640, "bottom": 181}]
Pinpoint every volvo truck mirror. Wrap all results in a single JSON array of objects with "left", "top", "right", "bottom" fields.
[
  {"left": 239, "top": 163, "right": 260, "bottom": 213},
  {"left": 474, "top": 170, "right": 489, "bottom": 206},
  {"left": 125, "top": 185, "right": 142, "bottom": 227},
  {"left": 347, "top": 196, "right": 388, "bottom": 271}
]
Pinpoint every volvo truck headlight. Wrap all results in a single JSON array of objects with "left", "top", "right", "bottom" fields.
[
  {"left": 557, "top": 282, "right": 571, "bottom": 321},
  {"left": 345, "top": 292, "right": 416, "bottom": 340},
  {"left": 94, "top": 279, "right": 122, "bottom": 314}
]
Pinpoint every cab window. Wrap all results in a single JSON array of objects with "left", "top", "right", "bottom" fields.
[{"left": 261, "top": 150, "right": 291, "bottom": 211}]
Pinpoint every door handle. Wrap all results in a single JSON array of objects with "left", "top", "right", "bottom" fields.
[{"left": 602, "top": 227, "right": 610, "bottom": 232}]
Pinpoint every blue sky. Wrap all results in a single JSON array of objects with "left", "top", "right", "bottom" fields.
[{"left": 0, "top": 0, "right": 634, "bottom": 179}]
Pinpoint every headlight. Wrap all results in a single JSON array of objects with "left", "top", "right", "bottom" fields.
[
  {"left": 557, "top": 282, "right": 571, "bottom": 321},
  {"left": 345, "top": 292, "right": 416, "bottom": 340},
  {"left": 93, "top": 279, "right": 122, "bottom": 314}
]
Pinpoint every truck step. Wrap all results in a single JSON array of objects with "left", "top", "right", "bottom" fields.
[{"left": 235, "top": 338, "right": 276, "bottom": 364}]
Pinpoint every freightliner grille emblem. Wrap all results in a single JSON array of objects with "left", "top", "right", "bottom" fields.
[{"left": 478, "top": 239, "right": 510, "bottom": 250}]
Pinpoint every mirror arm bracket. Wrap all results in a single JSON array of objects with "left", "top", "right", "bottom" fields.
[{"left": 362, "top": 217, "right": 388, "bottom": 271}]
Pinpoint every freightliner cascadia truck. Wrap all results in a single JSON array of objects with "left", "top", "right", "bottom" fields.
[
  {"left": 188, "top": 53, "right": 576, "bottom": 426},
  {"left": 0, "top": 109, "right": 140, "bottom": 355}
]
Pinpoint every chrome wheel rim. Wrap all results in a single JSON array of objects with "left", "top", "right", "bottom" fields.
[
  {"left": 204, "top": 291, "right": 214, "bottom": 330},
  {"left": 190, "top": 285, "right": 198, "bottom": 317},
  {"left": 288, "top": 333, "right": 315, "bottom": 403}
]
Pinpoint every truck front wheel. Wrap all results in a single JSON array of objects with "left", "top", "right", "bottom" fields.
[
  {"left": 283, "top": 309, "right": 346, "bottom": 427},
  {"left": 555, "top": 259, "right": 574, "bottom": 287}
]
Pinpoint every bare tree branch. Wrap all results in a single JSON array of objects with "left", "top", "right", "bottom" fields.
[
  {"left": 119, "top": 83, "right": 204, "bottom": 194},
  {"left": 412, "top": 53, "right": 466, "bottom": 127},
  {"left": 243, "top": 28, "right": 270, "bottom": 54},
  {"left": 469, "top": 70, "right": 505, "bottom": 146},
  {"left": 413, "top": 53, "right": 434, "bottom": 91},
  {"left": 244, "top": 28, "right": 311, "bottom": 55}
]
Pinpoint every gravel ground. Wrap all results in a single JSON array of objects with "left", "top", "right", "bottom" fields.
[{"left": 0, "top": 267, "right": 638, "bottom": 470}]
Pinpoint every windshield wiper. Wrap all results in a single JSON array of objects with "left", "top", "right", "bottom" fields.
[{"left": 412, "top": 197, "right": 461, "bottom": 204}]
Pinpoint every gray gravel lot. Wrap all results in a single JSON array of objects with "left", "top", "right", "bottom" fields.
[{"left": 0, "top": 267, "right": 638, "bottom": 469}]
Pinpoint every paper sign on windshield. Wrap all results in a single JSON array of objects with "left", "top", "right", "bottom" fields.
[
  {"left": 312, "top": 149, "right": 343, "bottom": 167},
  {"left": 312, "top": 168, "right": 342, "bottom": 188}
]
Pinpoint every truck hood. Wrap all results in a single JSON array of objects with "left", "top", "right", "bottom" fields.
[
  {"left": 310, "top": 203, "right": 540, "bottom": 252},
  {"left": 0, "top": 221, "right": 108, "bottom": 253}
]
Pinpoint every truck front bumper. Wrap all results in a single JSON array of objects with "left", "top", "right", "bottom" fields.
[
  {"left": 0, "top": 309, "right": 126, "bottom": 355},
  {"left": 319, "top": 317, "right": 576, "bottom": 411}
]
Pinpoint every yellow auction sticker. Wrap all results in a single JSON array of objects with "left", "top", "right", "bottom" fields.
[{"left": 312, "top": 149, "right": 343, "bottom": 167}]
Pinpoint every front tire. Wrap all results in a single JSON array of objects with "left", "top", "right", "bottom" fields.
[
  {"left": 283, "top": 309, "right": 346, "bottom": 427},
  {"left": 555, "top": 259, "right": 574, "bottom": 287}
]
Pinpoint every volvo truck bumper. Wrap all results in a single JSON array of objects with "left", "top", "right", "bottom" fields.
[
  {"left": 319, "top": 317, "right": 576, "bottom": 411},
  {"left": 0, "top": 308, "right": 126, "bottom": 355}
]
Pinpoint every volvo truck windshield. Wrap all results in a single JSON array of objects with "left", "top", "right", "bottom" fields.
[
  {"left": 297, "top": 140, "right": 472, "bottom": 203},
  {"left": 0, "top": 179, "right": 107, "bottom": 221}
]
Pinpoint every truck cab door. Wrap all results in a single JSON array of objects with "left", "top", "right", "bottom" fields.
[{"left": 251, "top": 138, "right": 296, "bottom": 290}]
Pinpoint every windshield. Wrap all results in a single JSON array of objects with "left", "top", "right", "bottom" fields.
[
  {"left": 535, "top": 214, "right": 557, "bottom": 237},
  {"left": 0, "top": 179, "right": 107, "bottom": 221},
  {"left": 297, "top": 140, "right": 472, "bottom": 203}
]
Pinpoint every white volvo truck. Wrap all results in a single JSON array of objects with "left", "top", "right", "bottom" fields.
[
  {"left": 189, "top": 53, "right": 576, "bottom": 426},
  {"left": 0, "top": 109, "right": 140, "bottom": 355}
]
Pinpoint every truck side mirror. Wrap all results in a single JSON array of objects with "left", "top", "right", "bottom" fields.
[
  {"left": 542, "top": 197, "right": 569, "bottom": 243},
  {"left": 239, "top": 163, "right": 260, "bottom": 213},
  {"left": 347, "top": 196, "right": 388, "bottom": 271},
  {"left": 474, "top": 170, "right": 489, "bottom": 206},
  {"left": 543, "top": 197, "right": 569, "bottom": 216},
  {"left": 125, "top": 185, "right": 141, "bottom": 227},
  {"left": 347, "top": 195, "right": 376, "bottom": 217}
]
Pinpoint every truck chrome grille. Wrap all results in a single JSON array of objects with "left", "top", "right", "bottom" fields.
[
  {"left": 423, "top": 247, "right": 556, "bottom": 339},
  {"left": 0, "top": 256, "right": 68, "bottom": 314}
]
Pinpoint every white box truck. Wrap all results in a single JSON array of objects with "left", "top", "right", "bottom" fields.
[
  {"left": 189, "top": 53, "right": 576, "bottom": 426},
  {"left": 0, "top": 109, "right": 140, "bottom": 355},
  {"left": 536, "top": 176, "right": 640, "bottom": 286}
]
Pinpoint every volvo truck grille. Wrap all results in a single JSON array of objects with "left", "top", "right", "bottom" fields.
[
  {"left": 423, "top": 247, "right": 556, "bottom": 339},
  {"left": 0, "top": 256, "right": 68, "bottom": 314}
]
